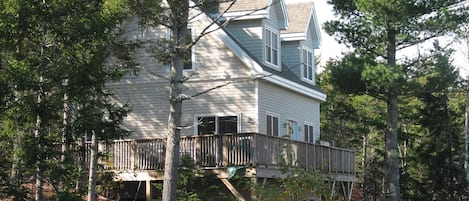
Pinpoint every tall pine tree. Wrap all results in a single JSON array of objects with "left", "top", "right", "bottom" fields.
[
  {"left": 325, "top": 1, "right": 469, "bottom": 200},
  {"left": 0, "top": 0, "right": 132, "bottom": 199}
]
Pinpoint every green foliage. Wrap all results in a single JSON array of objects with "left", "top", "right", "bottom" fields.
[
  {"left": 95, "top": 172, "right": 125, "bottom": 200},
  {"left": 321, "top": 45, "right": 469, "bottom": 200},
  {"left": 0, "top": 0, "right": 133, "bottom": 199},
  {"left": 325, "top": 0, "right": 469, "bottom": 200},
  {"left": 400, "top": 46, "right": 468, "bottom": 201},
  {"left": 152, "top": 155, "right": 236, "bottom": 201},
  {"left": 252, "top": 141, "right": 341, "bottom": 201},
  {"left": 328, "top": 55, "right": 368, "bottom": 95}
]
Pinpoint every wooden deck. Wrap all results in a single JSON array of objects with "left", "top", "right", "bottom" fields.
[{"left": 91, "top": 133, "right": 355, "bottom": 182}]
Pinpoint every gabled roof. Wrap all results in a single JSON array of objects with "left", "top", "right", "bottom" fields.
[
  {"left": 281, "top": 1, "right": 321, "bottom": 48},
  {"left": 217, "top": 0, "right": 288, "bottom": 29},
  {"left": 281, "top": 2, "right": 313, "bottom": 34},
  {"left": 219, "top": 0, "right": 270, "bottom": 12},
  {"left": 216, "top": 27, "right": 326, "bottom": 101},
  {"left": 199, "top": 5, "right": 325, "bottom": 101}
]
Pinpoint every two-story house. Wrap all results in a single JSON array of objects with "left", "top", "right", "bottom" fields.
[{"left": 105, "top": 0, "right": 355, "bottom": 200}]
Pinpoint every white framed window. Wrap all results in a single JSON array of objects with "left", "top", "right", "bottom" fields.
[
  {"left": 183, "top": 27, "right": 195, "bottom": 70},
  {"left": 166, "top": 27, "right": 195, "bottom": 72},
  {"left": 304, "top": 123, "right": 314, "bottom": 143},
  {"left": 264, "top": 27, "right": 280, "bottom": 67},
  {"left": 302, "top": 48, "right": 314, "bottom": 82},
  {"left": 266, "top": 112, "right": 279, "bottom": 137},
  {"left": 196, "top": 115, "right": 239, "bottom": 135},
  {"left": 286, "top": 120, "right": 299, "bottom": 140}
]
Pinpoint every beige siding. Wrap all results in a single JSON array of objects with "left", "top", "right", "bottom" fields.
[
  {"left": 110, "top": 17, "right": 257, "bottom": 139},
  {"left": 111, "top": 82, "right": 169, "bottom": 139},
  {"left": 183, "top": 80, "right": 257, "bottom": 135},
  {"left": 258, "top": 80, "right": 321, "bottom": 143}
]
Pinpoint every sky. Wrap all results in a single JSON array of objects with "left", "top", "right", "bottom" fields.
[{"left": 288, "top": 0, "right": 469, "bottom": 78}]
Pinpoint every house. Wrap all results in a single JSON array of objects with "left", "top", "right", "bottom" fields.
[{"left": 105, "top": 0, "right": 355, "bottom": 200}]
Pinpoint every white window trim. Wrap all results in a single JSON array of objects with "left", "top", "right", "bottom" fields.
[
  {"left": 304, "top": 121, "right": 315, "bottom": 144},
  {"left": 185, "top": 26, "right": 196, "bottom": 71},
  {"left": 165, "top": 26, "right": 196, "bottom": 72},
  {"left": 264, "top": 25, "right": 281, "bottom": 71},
  {"left": 194, "top": 113, "right": 242, "bottom": 135},
  {"left": 285, "top": 118, "right": 299, "bottom": 140},
  {"left": 301, "top": 46, "right": 315, "bottom": 84},
  {"left": 266, "top": 111, "right": 279, "bottom": 136}
]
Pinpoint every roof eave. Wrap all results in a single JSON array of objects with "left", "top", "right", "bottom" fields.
[
  {"left": 262, "top": 74, "right": 327, "bottom": 101},
  {"left": 218, "top": 9, "right": 269, "bottom": 20},
  {"left": 281, "top": 32, "right": 306, "bottom": 41},
  {"left": 309, "top": 3, "right": 322, "bottom": 48},
  {"left": 278, "top": 0, "right": 289, "bottom": 30}
]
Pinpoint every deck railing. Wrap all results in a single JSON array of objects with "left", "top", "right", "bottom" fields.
[{"left": 96, "top": 133, "right": 355, "bottom": 175}]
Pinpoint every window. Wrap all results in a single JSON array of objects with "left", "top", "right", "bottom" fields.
[
  {"left": 302, "top": 49, "right": 314, "bottom": 81},
  {"left": 304, "top": 124, "right": 314, "bottom": 143},
  {"left": 197, "top": 115, "right": 238, "bottom": 135},
  {"left": 266, "top": 114, "right": 279, "bottom": 136},
  {"left": 166, "top": 27, "right": 195, "bottom": 71},
  {"left": 265, "top": 28, "right": 279, "bottom": 66},
  {"left": 287, "top": 120, "right": 298, "bottom": 140},
  {"left": 183, "top": 28, "right": 194, "bottom": 70}
]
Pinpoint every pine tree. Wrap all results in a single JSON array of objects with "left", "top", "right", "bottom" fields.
[
  {"left": 325, "top": 1, "right": 469, "bottom": 200},
  {"left": 0, "top": 0, "right": 132, "bottom": 199}
]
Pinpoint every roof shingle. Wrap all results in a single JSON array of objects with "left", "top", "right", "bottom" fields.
[
  {"left": 281, "top": 1, "right": 314, "bottom": 34},
  {"left": 219, "top": 0, "right": 270, "bottom": 12}
]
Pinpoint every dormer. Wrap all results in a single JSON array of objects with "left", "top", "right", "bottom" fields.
[
  {"left": 217, "top": 0, "right": 288, "bottom": 29},
  {"left": 215, "top": 0, "right": 288, "bottom": 71},
  {"left": 280, "top": 1, "right": 321, "bottom": 84}
]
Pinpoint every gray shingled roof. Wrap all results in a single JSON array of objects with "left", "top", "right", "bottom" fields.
[
  {"left": 281, "top": 2, "right": 313, "bottom": 34},
  {"left": 219, "top": 0, "right": 270, "bottom": 12},
  {"left": 221, "top": 27, "right": 324, "bottom": 93}
]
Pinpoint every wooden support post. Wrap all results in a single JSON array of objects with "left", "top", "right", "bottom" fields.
[
  {"left": 131, "top": 140, "right": 137, "bottom": 170},
  {"left": 348, "top": 182, "right": 354, "bottom": 201},
  {"left": 257, "top": 178, "right": 267, "bottom": 201},
  {"left": 146, "top": 180, "right": 152, "bottom": 201},
  {"left": 330, "top": 181, "right": 336, "bottom": 200},
  {"left": 221, "top": 178, "right": 245, "bottom": 201},
  {"left": 195, "top": 137, "right": 200, "bottom": 164},
  {"left": 223, "top": 136, "right": 228, "bottom": 167}
]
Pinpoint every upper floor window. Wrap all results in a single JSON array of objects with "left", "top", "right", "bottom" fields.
[
  {"left": 302, "top": 49, "right": 314, "bottom": 82},
  {"left": 265, "top": 27, "right": 279, "bottom": 67},
  {"left": 266, "top": 113, "right": 279, "bottom": 137},
  {"left": 166, "top": 27, "right": 195, "bottom": 72},
  {"left": 197, "top": 115, "right": 238, "bottom": 135},
  {"left": 183, "top": 28, "right": 194, "bottom": 70}
]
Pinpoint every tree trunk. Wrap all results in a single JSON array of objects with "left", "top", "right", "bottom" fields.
[
  {"left": 60, "top": 87, "right": 71, "bottom": 190},
  {"left": 385, "top": 27, "right": 400, "bottom": 201},
  {"left": 465, "top": 82, "right": 469, "bottom": 184},
  {"left": 35, "top": 90, "right": 44, "bottom": 201},
  {"left": 162, "top": 31, "right": 186, "bottom": 201},
  {"left": 34, "top": 74, "right": 45, "bottom": 201},
  {"left": 386, "top": 95, "right": 399, "bottom": 201},
  {"left": 162, "top": 2, "right": 189, "bottom": 200},
  {"left": 362, "top": 133, "right": 367, "bottom": 201},
  {"left": 87, "top": 131, "right": 98, "bottom": 201}
]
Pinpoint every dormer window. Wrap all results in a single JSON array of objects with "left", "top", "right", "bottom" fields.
[
  {"left": 302, "top": 48, "right": 314, "bottom": 82},
  {"left": 265, "top": 27, "right": 280, "bottom": 67}
]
